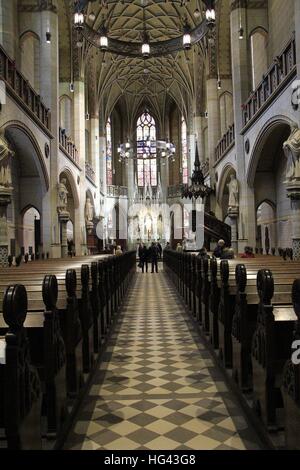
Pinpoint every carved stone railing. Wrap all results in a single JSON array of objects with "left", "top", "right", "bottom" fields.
[
  {"left": 242, "top": 35, "right": 296, "bottom": 129},
  {"left": 0, "top": 45, "right": 51, "bottom": 133},
  {"left": 215, "top": 124, "right": 235, "bottom": 163},
  {"left": 85, "top": 161, "right": 96, "bottom": 183},
  {"left": 107, "top": 185, "right": 128, "bottom": 197},
  {"left": 167, "top": 184, "right": 184, "bottom": 198},
  {"left": 59, "top": 127, "right": 79, "bottom": 165}
]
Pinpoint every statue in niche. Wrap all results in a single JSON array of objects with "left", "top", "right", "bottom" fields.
[
  {"left": 85, "top": 197, "right": 94, "bottom": 223},
  {"left": 283, "top": 122, "right": 300, "bottom": 181},
  {"left": 57, "top": 178, "right": 68, "bottom": 214},
  {"left": 0, "top": 130, "right": 14, "bottom": 189},
  {"left": 227, "top": 174, "right": 239, "bottom": 210}
]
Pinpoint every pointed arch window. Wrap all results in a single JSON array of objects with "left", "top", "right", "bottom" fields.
[
  {"left": 181, "top": 116, "right": 188, "bottom": 184},
  {"left": 136, "top": 112, "right": 157, "bottom": 187},
  {"left": 106, "top": 117, "right": 112, "bottom": 185}
]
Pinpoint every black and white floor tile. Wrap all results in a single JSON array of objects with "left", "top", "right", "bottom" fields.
[{"left": 64, "top": 270, "right": 263, "bottom": 450}]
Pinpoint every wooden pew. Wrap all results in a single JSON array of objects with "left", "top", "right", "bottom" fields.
[
  {"left": 209, "top": 257, "right": 220, "bottom": 348},
  {"left": 251, "top": 269, "right": 297, "bottom": 431},
  {"left": 0, "top": 284, "right": 42, "bottom": 449},
  {"left": 281, "top": 279, "right": 300, "bottom": 450}
]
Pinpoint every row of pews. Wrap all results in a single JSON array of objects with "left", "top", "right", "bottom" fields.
[
  {"left": 0, "top": 251, "right": 136, "bottom": 450},
  {"left": 164, "top": 250, "right": 300, "bottom": 449}
]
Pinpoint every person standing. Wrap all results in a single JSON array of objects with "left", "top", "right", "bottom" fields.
[
  {"left": 157, "top": 240, "right": 162, "bottom": 259},
  {"left": 138, "top": 243, "right": 149, "bottom": 273},
  {"left": 150, "top": 242, "right": 159, "bottom": 273},
  {"left": 213, "top": 239, "right": 226, "bottom": 258}
]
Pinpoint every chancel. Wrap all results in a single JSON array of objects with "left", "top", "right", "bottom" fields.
[{"left": 0, "top": 0, "right": 300, "bottom": 454}]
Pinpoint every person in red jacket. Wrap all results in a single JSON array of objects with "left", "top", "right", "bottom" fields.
[{"left": 240, "top": 246, "right": 255, "bottom": 258}]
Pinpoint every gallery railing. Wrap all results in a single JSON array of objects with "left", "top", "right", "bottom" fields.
[
  {"left": 242, "top": 35, "right": 296, "bottom": 129},
  {"left": 85, "top": 162, "right": 96, "bottom": 183},
  {"left": 0, "top": 45, "right": 51, "bottom": 133},
  {"left": 59, "top": 127, "right": 79, "bottom": 165},
  {"left": 107, "top": 185, "right": 128, "bottom": 197},
  {"left": 215, "top": 124, "right": 235, "bottom": 163}
]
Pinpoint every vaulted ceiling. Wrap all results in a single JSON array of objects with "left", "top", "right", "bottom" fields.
[{"left": 59, "top": 1, "right": 231, "bottom": 128}]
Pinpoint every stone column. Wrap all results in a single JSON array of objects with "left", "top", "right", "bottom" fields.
[
  {"left": 73, "top": 79, "right": 87, "bottom": 255},
  {"left": 228, "top": 207, "right": 239, "bottom": 254},
  {"left": 38, "top": 6, "right": 60, "bottom": 257},
  {"left": 230, "top": 1, "right": 256, "bottom": 251},
  {"left": 295, "top": 0, "right": 300, "bottom": 73},
  {"left": 58, "top": 211, "right": 69, "bottom": 258},
  {"left": 0, "top": 188, "right": 12, "bottom": 266},
  {"left": 207, "top": 78, "right": 220, "bottom": 178}
]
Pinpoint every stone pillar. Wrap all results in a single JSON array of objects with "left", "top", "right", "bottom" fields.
[
  {"left": 38, "top": 6, "right": 60, "bottom": 257},
  {"left": 0, "top": 0, "right": 17, "bottom": 59},
  {"left": 230, "top": 1, "right": 256, "bottom": 251},
  {"left": 73, "top": 80, "right": 87, "bottom": 255},
  {"left": 295, "top": 0, "right": 300, "bottom": 73},
  {"left": 0, "top": 188, "right": 12, "bottom": 266},
  {"left": 58, "top": 212, "right": 69, "bottom": 258},
  {"left": 90, "top": 114, "right": 100, "bottom": 215},
  {"left": 228, "top": 207, "right": 239, "bottom": 254},
  {"left": 207, "top": 78, "right": 220, "bottom": 179}
]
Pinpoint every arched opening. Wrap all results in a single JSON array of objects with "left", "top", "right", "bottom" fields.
[
  {"left": 256, "top": 201, "right": 276, "bottom": 253},
  {"left": 219, "top": 92, "right": 233, "bottom": 135},
  {"left": 4, "top": 123, "right": 49, "bottom": 256},
  {"left": 22, "top": 207, "right": 41, "bottom": 256},
  {"left": 59, "top": 95, "right": 72, "bottom": 136},
  {"left": 19, "top": 31, "right": 40, "bottom": 93},
  {"left": 67, "top": 220, "right": 74, "bottom": 255},
  {"left": 250, "top": 120, "right": 292, "bottom": 251},
  {"left": 250, "top": 28, "right": 268, "bottom": 90}
]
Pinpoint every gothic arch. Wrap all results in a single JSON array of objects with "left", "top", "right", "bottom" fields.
[
  {"left": 59, "top": 167, "right": 80, "bottom": 209},
  {"left": 246, "top": 115, "right": 294, "bottom": 188},
  {"left": 2, "top": 120, "right": 50, "bottom": 191}
]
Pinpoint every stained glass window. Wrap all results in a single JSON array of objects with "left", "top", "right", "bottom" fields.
[
  {"left": 136, "top": 112, "right": 157, "bottom": 187},
  {"left": 181, "top": 117, "right": 188, "bottom": 184},
  {"left": 106, "top": 117, "right": 112, "bottom": 185}
]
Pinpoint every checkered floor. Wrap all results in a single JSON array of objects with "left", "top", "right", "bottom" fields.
[{"left": 64, "top": 270, "right": 263, "bottom": 450}]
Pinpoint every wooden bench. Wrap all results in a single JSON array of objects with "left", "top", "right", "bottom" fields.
[
  {"left": 0, "top": 285, "right": 42, "bottom": 449},
  {"left": 251, "top": 269, "right": 297, "bottom": 431},
  {"left": 281, "top": 279, "right": 300, "bottom": 449}
]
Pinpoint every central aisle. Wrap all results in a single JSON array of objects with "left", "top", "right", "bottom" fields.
[{"left": 64, "top": 270, "right": 262, "bottom": 450}]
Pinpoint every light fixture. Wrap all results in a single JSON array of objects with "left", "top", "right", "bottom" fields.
[
  {"left": 86, "top": 112, "right": 90, "bottom": 121},
  {"left": 194, "top": 8, "right": 201, "bottom": 18},
  {"left": 239, "top": 27, "right": 244, "bottom": 39},
  {"left": 99, "top": 26, "right": 108, "bottom": 51},
  {"left": 70, "top": 82, "right": 74, "bottom": 93},
  {"left": 46, "top": 31, "right": 51, "bottom": 43},
  {"left": 217, "top": 79, "right": 221, "bottom": 90},
  {"left": 205, "top": 8, "right": 216, "bottom": 22},
  {"left": 74, "top": 12, "right": 84, "bottom": 28},
  {"left": 182, "top": 143, "right": 212, "bottom": 201},
  {"left": 142, "top": 7, "right": 150, "bottom": 58},
  {"left": 88, "top": 11, "right": 96, "bottom": 22},
  {"left": 183, "top": 23, "right": 191, "bottom": 50},
  {"left": 142, "top": 35, "right": 150, "bottom": 58}
]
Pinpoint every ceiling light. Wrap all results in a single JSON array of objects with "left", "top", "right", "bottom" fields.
[
  {"left": 142, "top": 41, "right": 150, "bottom": 58},
  {"left": 217, "top": 79, "right": 221, "bottom": 90},
  {"left": 100, "top": 27, "right": 108, "bottom": 51},
  {"left": 239, "top": 27, "right": 244, "bottom": 39},
  {"left": 183, "top": 23, "right": 191, "bottom": 50},
  {"left": 194, "top": 8, "right": 201, "bottom": 18},
  {"left": 206, "top": 8, "right": 216, "bottom": 22},
  {"left": 74, "top": 12, "right": 84, "bottom": 27},
  {"left": 46, "top": 31, "right": 51, "bottom": 43},
  {"left": 88, "top": 12, "right": 96, "bottom": 21},
  {"left": 70, "top": 82, "right": 74, "bottom": 93}
]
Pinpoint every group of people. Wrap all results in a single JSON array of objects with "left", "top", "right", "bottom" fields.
[
  {"left": 212, "top": 239, "right": 255, "bottom": 259},
  {"left": 138, "top": 241, "right": 162, "bottom": 273}
]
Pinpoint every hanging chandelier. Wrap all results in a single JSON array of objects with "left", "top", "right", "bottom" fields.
[
  {"left": 182, "top": 143, "right": 212, "bottom": 200},
  {"left": 117, "top": 137, "right": 176, "bottom": 164},
  {"left": 73, "top": 1, "right": 216, "bottom": 58}
]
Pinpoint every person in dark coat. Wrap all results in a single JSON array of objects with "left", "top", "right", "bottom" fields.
[
  {"left": 138, "top": 243, "right": 148, "bottom": 273},
  {"left": 157, "top": 240, "right": 163, "bottom": 259},
  {"left": 150, "top": 242, "right": 159, "bottom": 273},
  {"left": 213, "top": 239, "right": 226, "bottom": 258}
]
